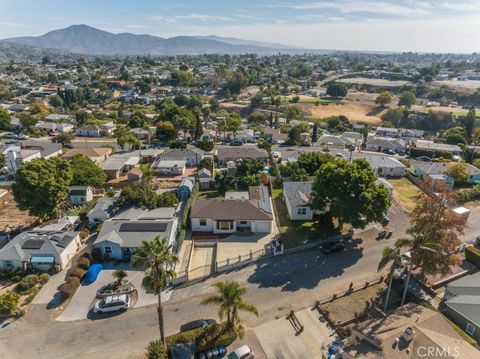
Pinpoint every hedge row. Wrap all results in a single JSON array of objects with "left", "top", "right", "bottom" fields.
[
  {"left": 465, "top": 246, "right": 480, "bottom": 268},
  {"left": 456, "top": 185, "right": 480, "bottom": 203},
  {"left": 410, "top": 147, "right": 453, "bottom": 160}
]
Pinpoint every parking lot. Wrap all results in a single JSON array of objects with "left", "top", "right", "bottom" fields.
[{"left": 56, "top": 263, "right": 172, "bottom": 322}]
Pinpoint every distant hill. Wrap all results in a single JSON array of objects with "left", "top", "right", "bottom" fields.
[{"left": 5, "top": 24, "right": 307, "bottom": 56}]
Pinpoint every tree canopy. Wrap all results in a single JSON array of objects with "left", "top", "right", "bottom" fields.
[
  {"left": 70, "top": 154, "right": 107, "bottom": 187},
  {"left": 311, "top": 158, "right": 391, "bottom": 228},
  {"left": 117, "top": 182, "right": 179, "bottom": 210},
  {"left": 13, "top": 157, "right": 73, "bottom": 219},
  {"left": 398, "top": 91, "right": 417, "bottom": 109},
  {"left": 326, "top": 82, "right": 348, "bottom": 97}
]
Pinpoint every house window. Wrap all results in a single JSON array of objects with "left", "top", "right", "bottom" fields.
[
  {"left": 217, "top": 221, "right": 232, "bottom": 230},
  {"left": 104, "top": 246, "right": 112, "bottom": 254},
  {"left": 297, "top": 207, "right": 307, "bottom": 215},
  {"left": 466, "top": 323, "right": 476, "bottom": 336},
  {"left": 199, "top": 218, "right": 207, "bottom": 226},
  {"left": 239, "top": 221, "right": 248, "bottom": 225},
  {"left": 4, "top": 260, "right": 12, "bottom": 267},
  {"left": 122, "top": 247, "right": 130, "bottom": 255}
]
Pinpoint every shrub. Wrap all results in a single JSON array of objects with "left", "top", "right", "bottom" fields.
[
  {"left": 465, "top": 246, "right": 480, "bottom": 268},
  {"left": 59, "top": 277, "right": 81, "bottom": 299},
  {"left": 11, "top": 269, "right": 28, "bottom": 283},
  {"left": 456, "top": 185, "right": 480, "bottom": 203},
  {"left": 0, "top": 291, "right": 20, "bottom": 314},
  {"left": 16, "top": 274, "right": 38, "bottom": 292},
  {"left": 70, "top": 268, "right": 86, "bottom": 280},
  {"left": 67, "top": 276, "right": 81, "bottom": 286},
  {"left": 80, "top": 228, "right": 90, "bottom": 240},
  {"left": 78, "top": 257, "right": 90, "bottom": 270},
  {"left": 146, "top": 340, "right": 167, "bottom": 359},
  {"left": 38, "top": 273, "right": 50, "bottom": 284}
]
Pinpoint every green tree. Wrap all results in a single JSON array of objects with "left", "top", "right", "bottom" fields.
[
  {"left": 18, "top": 114, "right": 37, "bottom": 132},
  {"left": 112, "top": 269, "right": 127, "bottom": 287},
  {"left": 115, "top": 126, "right": 140, "bottom": 150},
  {"left": 224, "top": 72, "right": 248, "bottom": 95},
  {"left": 117, "top": 182, "right": 159, "bottom": 210},
  {"left": 398, "top": 91, "right": 417, "bottom": 109},
  {"left": 284, "top": 107, "right": 303, "bottom": 122},
  {"left": 461, "top": 145, "right": 476, "bottom": 164},
  {"left": 70, "top": 154, "right": 107, "bottom": 187},
  {"left": 48, "top": 95, "right": 64, "bottom": 108},
  {"left": 156, "top": 192, "right": 179, "bottom": 207},
  {"left": 156, "top": 121, "right": 176, "bottom": 141},
  {"left": 442, "top": 127, "right": 467, "bottom": 145},
  {"left": 52, "top": 132, "right": 74, "bottom": 146},
  {"left": 201, "top": 280, "right": 258, "bottom": 335},
  {"left": 195, "top": 139, "right": 214, "bottom": 152},
  {"left": 446, "top": 162, "right": 469, "bottom": 185},
  {"left": 311, "top": 158, "right": 391, "bottom": 228},
  {"left": 0, "top": 108, "right": 11, "bottom": 130},
  {"left": 215, "top": 171, "right": 237, "bottom": 194},
  {"left": 199, "top": 157, "right": 213, "bottom": 172},
  {"left": 375, "top": 91, "right": 392, "bottom": 106},
  {"left": 326, "top": 82, "right": 348, "bottom": 97},
  {"left": 13, "top": 157, "right": 73, "bottom": 219},
  {"left": 288, "top": 126, "right": 301, "bottom": 145},
  {"left": 146, "top": 340, "right": 167, "bottom": 359},
  {"left": 194, "top": 116, "right": 203, "bottom": 140},
  {"left": 463, "top": 107, "right": 476, "bottom": 142},
  {"left": 0, "top": 155, "right": 5, "bottom": 169},
  {"left": 312, "top": 123, "right": 319, "bottom": 143},
  {"left": 227, "top": 113, "right": 242, "bottom": 137},
  {"left": 132, "top": 237, "right": 178, "bottom": 345}
]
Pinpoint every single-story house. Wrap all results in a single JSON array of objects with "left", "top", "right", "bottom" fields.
[
  {"left": 410, "top": 160, "right": 480, "bottom": 187},
  {"left": 197, "top": 168, "right": 213, "bottom": 190},
  {"left": 177, "top": 177, "right": 195, "bottom": 200},
  {"left": 344, "top": 302, "right": 479, "bottom": 359},
  {"left": 35, "top": 121, "right": 74, "bottom": 133},
  {"left": 93, "top": 207, "right": 178, "bottom": 260},
  {"left": 282, "top": 182, "right": 314, "bottom": 220},
  {"left": 158, "top": 147, "right": 204, "bottom": 167},
  {"left": 216, "top": 147, "right": 269, "bottom": 167},
  {"left": 87, "top": 197, "right": 116, "bottom": 225},
  {"left": 375, "top": 126, "right": 399, "bottom": 137},
  {"left": 0, "top": 229, "right": 82, "bottom": 272},
  {"left": 130, "top": 127, "right": 153, "bottom": 140},
  {"left": 45, "top": 114, "right": 74, "bottom": 122},
  {"left": 443, "top": 271, "right": 480, "bottom": 342},
  {"left": 152, "top": 159, "right": 186, "bottom": 176},
  {"left": 62, "top": 147, "right": 112, "bottom": 164},
  {"left": 6, "top": 149, "right": 41, "bottom": 173},
  {"left": 365, "top": 136, "right": 406, "bottom": 153},
  {"left": 22, "top": 140, "right": 63, "bottom": 159},
  {"left": 70, "top": 186, "right": 94, "bottom": 205},
  {"left": 261, "top": 127, "right": 288, "bottom": 144},
  {"left": 412, "top": 139, "right": 462, "bottom": 155},
  {"left": 360, "top": 154, "right": 406, "bottom": 178},
  {"left": 190, "top": 186, "right": 273, "bottom": 234},
  {"left": 101, "top": 151, "right": 140, "bottom": 179},
  {"left": 75, "top": 122, "right": 116, "bottom": 137}
]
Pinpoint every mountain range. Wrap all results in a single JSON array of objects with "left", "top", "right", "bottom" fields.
[{"left": 4, "top": 24, "right": 309, "bottom": 56}]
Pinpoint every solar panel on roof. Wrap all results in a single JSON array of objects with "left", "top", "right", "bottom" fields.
[
  {"left": 22, "top": 239, "right": 44, "bottom": 250},
  {"left": 119, "top": 222, "right": 168, "bottom": 232}
]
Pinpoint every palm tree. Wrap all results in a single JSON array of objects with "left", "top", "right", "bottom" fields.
[
  {"left": 394, "top": 233, "right": 441, "bottom": 306},
  {"left": 201, "top": 280, "right": 258, "bottom": 336},
  {"left": 132, "top": 236, "right": 178, "bottom": 345},
  {"left": 112, "top": 269, "right": 128, "bottom": 287},
  {"left": 377, "top": 245, "right": 402, "bottom": 312}
]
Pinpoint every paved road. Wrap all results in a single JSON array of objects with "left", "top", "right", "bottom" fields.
[{"left": 0, "top": 223, "right": 402, "bottom": 359}]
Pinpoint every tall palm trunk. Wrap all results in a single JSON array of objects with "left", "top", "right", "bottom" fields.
[
  {"left": 401, "top": 270, "right": 411, "bottom": 306},
  {"left": 384, "top": 267, "right": 394, "bottom": 312},
  {"left": 157, "top": 289, "right": 165, "bottom": 345}
]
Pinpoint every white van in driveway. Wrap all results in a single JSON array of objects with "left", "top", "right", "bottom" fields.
[{"left": 93, "top": 294, "right": 130, "bottom": 314}]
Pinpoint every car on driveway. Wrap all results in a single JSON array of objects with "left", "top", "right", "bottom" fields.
[
  {"left": 382, "top": 148, "right": 396, "bottom": 155},
  {"left": 321, "top": 242, "right": 345, "bottom": 255},
  {"left": 229, "top": 140, "right": 244, "bottom": 146},
  {"left": 93, "top": 294, "right": 130, "bottom": 314},
  {"left": 223, "top": 345, "right": 254, "bottom": 359},
  {"left": 180, "top": 318, "right": 217, "bottom": 332}
]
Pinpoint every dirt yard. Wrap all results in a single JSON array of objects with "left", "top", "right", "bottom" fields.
[
  {"left": 0, "top": 192, "right": 37, "bottom": 231},
  {"left": 323, "top": 282, "right": 396, "bottom": 324},
  {"left": 300, "top": 102, "right": 386, "bottom": 124},
  {"left": 389, "top": 178, "right": 422, "bottom": 213}
]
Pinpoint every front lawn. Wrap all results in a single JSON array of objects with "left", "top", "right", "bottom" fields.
[
  {"left": 389, "top": 178, "right": 422, "bottom": 212},
  {"left": 272, "top": 189, "right": 318, "bottom": 248}
]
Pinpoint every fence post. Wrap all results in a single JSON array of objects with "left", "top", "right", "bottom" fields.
[{"left": 249, "top": 250, "right": 253, "bottom": 259}]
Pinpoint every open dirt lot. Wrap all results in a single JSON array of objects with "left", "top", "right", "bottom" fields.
[
  {"left": 300, "top": 102, "right": 386, "bottom": 124},
  {"left": 0, "top": 192, "right": 37, "bottom": 231}
]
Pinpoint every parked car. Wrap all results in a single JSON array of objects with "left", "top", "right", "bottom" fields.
[
  {"left": 17, "top": 134, "right": 29, "bottom": 140},
  {"left": 223, "top": 345, "right": 254, "bottom": 359},
  {"left": 382, "top": 148, "right": 396, "bottom": 155},
  {"left": 3, "top": 133, "right": 18, "bottom": 139},
  {"left": 180, "top": 319, "right": 217, "bottom": 332},
  {"left": 230, "top": 140, "right": 243, "bottom": 146},
  {"left": 321, "top": 242, "right": 345, "bottom": 255},
  {"left": 417, "top": 156, "right": 432, "bottom": 162},
  {"left": 335, "top": 152, "right": 345, "bottom": 158},
  {"left": 93, "top": 294, "right": 130, "bottom": 314}
]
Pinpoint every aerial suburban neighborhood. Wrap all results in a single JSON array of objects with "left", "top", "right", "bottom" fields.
[{"left": 0, "top": 1, "right": 480, "bottom": 359}]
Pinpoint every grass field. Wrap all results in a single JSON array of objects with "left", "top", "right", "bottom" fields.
[
  {"left": 389, "top": 178, "right": 422, "bottom": 212},
  {"left": 272, "top": 188, "right": 317, "bottom": 248}
]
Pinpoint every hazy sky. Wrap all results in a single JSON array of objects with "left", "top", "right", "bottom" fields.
[{"left": 1, "top": 0, "right": 480, "bottom": 53}]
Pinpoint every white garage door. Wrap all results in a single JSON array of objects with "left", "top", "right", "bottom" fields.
[{"left": 255, "top": 222, "right": 270, "bottom": 233}]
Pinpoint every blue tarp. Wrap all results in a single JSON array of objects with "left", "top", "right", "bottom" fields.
[{"left": 83, "top": 263, "right": 102, "bottom": 284}]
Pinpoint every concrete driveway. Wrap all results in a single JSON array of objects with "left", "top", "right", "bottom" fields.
[
  {"left": 56, "top": 263, "right": 172, "bottom": 322},
  {"left": 254, "top": 307, "right": 336, "bottom": 359}
]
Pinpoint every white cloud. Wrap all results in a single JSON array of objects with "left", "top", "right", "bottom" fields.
[{"left": 146, "top": 13, "right": 232, "bottom": 23}]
